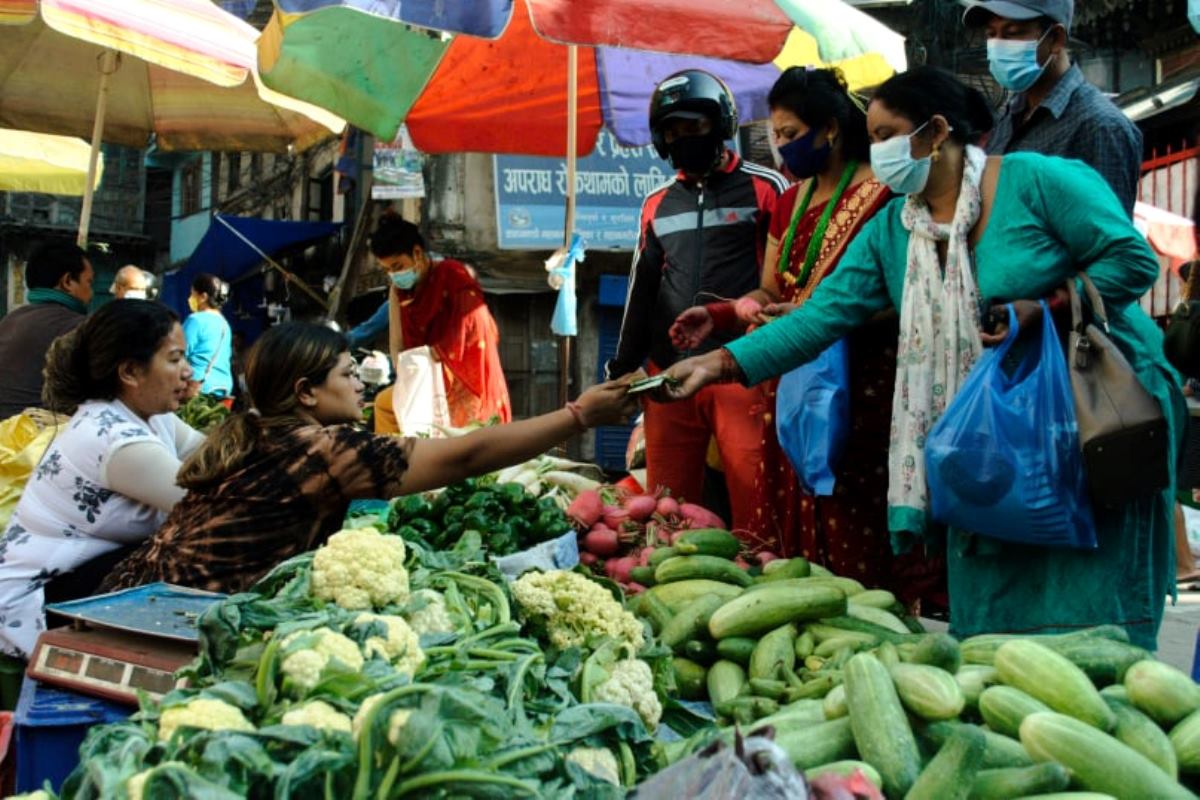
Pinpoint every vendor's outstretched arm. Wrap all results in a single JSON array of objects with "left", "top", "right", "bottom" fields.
[{"left": 397, "top": 377, "right": 640, "bottom": 494}]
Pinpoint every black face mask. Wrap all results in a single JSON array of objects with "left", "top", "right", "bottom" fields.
[{"left": 667, "top": 134, "right": 724, "bottom": 175}]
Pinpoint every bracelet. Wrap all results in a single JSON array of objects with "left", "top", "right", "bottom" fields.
[
  {"left": 1046, "top": 289, "right": 1068, "bottom": 314},
  {"left": 565, "top": 401, "right": 588, "bottom": 431},
  {"left": 704, "top": 302, "right": 739, "bottom": 331},
  {"left": 716, "top": 348, "right": 746, "bottom": 384}
]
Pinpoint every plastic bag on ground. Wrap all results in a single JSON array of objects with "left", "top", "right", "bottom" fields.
[
  {"left": 631, "top": 731, "right": 808, "bottom": 799},
  {"left": 926, "top": 304, "right": 1097, "bottom": 548},
  {"left": 775, "top": 339, "right": 849, "bottom": 496}
]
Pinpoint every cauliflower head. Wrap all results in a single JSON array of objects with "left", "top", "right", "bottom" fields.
[
  {"left": 566, "top": 747, "right": 621, "bottom": 785},
  {"left": 354, "top": 613, "right": 425, "bottom": 676},
  {"left": 8, "top": 792, "right": 52, "bottom": 800},
  {"left": 351, "top": 692, "right": 413, "bottom": 745},
  {"left": 281, "top": 699, "right": 353, "bottom": 733},
  {"left": 157, "top": 698, "right": 255, "bottom": 742},
  {"left": 592, "top": 658, "right": 662, "bottom": 731},
  {"left": 512, "top": 570, "right": 644, "bottom": 650},
  {"left": 280, "top": 627, "right": 365, "bottom": 693},
  {"left": 406, "top": 589, "right": 455, "bottom": 635},
  {"left": 312, "top": 526, "right": 409, "bottom": 610}
]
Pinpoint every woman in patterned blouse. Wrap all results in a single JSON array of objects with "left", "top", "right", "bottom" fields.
[{"left": 102, "top": 322, "right": 638, "bottom": 595}]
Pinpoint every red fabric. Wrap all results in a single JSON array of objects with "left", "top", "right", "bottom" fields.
[
  {"left": 641, "top": 366, "right": 768, "bottom": 542},
  {"left": 705, "top": 301, "right": 738, "bottom": 331},
  {"left": 397, "top": 259, "right": 512, "bottom": 426},
  {"left": 407, "top": 0, "right": 603, "bottom": 157},
  {"left": 525, "top": 0, "right": 791, "bottom": 63},
  {"left": 752, "top": 178, "right": 948, "bottom": 610}
]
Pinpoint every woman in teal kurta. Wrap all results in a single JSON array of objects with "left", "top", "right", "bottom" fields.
[{"left": 663, "top": 68, "right": 1182, "bottom": 650}]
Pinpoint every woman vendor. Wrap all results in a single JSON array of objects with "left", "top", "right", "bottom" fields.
[
  {"left": 662, "top": 67, "right": 1182, "bottom": 650},
  {"left": 368, "top": 215, "right": 511, "bottom": 433},
  {"left": 101, "top": 322, "right": 637, "bottom": 595},
  {"left": 0, "top": 300, "right": 201, "bottom": 658},
  {"left": 668, "top": 67, "right": 942, "bottom": 609},
  {"left": 183, "top": 273, "right": 234, "bottom": 404}
]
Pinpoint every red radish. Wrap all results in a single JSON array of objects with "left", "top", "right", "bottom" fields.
[
  {"left": 656, "top": 496, "right": 681, "bottom": 518},
  {"left": 607, "top": 555, "right": 638, "bottom": 584},
  {"left": 679, "top": 503, "right": 726, "bottom": 530},
  {"left": 626, "top": 582, "right": 646, "bottom": 595},
  {"left": 734, "top": 556, "right": 750, "bottom": 570},
  {"left": 567, "top": 490, "right": 605, "bottom": 529},
  {"left": 623, "top": 494, "right": 658, "bottom": 522},
  {"left": 578, "top": 551, "right": 599, "bottom": 566},
  {"left": 669, "top": 529, "right": 688, "bottom": 546},
  {"left": 583, "top": 527, "right": 621, "bottom": 557},
  {"left": 603, "top": 558, "right": 619, "bottom": 578},
  {"left": 602, "top": 506, "right": 630, "bottom": 531},
  {"left": 657, "top": 527, "right": 674, "bottom": 545},
  {"left": 756, "top": 551, "right": 779, "bottom": 565},
  {"left": 639, "top": 547, "right": 654, "bottom": 567}
]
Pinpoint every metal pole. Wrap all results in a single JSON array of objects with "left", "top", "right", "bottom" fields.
[
  {"left": 78, "top": 50, "right": 118, "bottom": 248},
  {"left": 559, "top": 44, "right": 578, "bottom": 407}
]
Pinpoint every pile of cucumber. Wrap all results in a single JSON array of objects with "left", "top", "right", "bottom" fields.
[{"left": 639, "top": 539, "right": 1200, "bottom": 799}]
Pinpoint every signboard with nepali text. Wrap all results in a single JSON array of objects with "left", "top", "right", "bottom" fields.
[{"left": 493, "top": 131, "right": 669, "bottom": 250}]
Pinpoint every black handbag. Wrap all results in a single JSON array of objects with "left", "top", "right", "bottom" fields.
[{"left": 1164, "top": 261, "right": 1200, "bottom": 379}]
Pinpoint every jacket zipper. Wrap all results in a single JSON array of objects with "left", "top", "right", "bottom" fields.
[{"left": 687, "top": 184, "right": 705, "bottom": 358}]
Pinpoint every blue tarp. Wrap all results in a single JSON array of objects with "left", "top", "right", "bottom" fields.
[{"left": 163, "top": 215, "right": 342, "bottom": 342}]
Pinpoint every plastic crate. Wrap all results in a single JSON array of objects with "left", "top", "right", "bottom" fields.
[{"left": 14, "top": 678, "right": 130, "bottom": 793}]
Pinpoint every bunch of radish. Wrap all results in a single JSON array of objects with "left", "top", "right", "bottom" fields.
[{"left": 567, "top": 486, "right": 730, "bottom": 593}]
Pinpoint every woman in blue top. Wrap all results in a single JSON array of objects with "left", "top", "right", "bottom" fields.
[
  {"left": 663, "top": 67, "right": 1182, "bottom": 650},
  {"left": 183, "top": 273, "right": 234, "bottom": 401}
]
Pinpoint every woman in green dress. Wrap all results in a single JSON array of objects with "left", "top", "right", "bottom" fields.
[{"left": 662, "top": 66, "right": 1182, "bottom": 650}]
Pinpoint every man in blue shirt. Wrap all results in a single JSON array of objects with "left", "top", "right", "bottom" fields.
[{"left": 964, "top": 0, "right": 1143, "bottom": 215}]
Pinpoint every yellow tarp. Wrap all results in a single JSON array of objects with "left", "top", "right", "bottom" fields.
[
  {"left": 774, "top": 28, "right": 896, "bottom": 92},
  {"left": 0, "top": 128, "right": 101, "bottom": 195}
]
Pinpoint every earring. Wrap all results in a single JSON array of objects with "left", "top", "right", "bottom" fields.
[{"left": 931, "top": 142, "right": 942, "bottom": 163}]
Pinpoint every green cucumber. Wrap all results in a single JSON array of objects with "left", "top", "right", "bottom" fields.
[
  {"left": 995, "top": 640, "right": 1115, "bottom": 731},
  {"left": 771, "top": 716, "right": 856, "bottom": 770},
  {"left": 628, "top": 566, "right": 656, "bottom": 587},
  {"left": 1124, "top": 659, "right": 1200, "bottom": 726},
  {"left": 749, "top": 623, "right": 797, "bottom": 681},
  {"left": 844, "top": 652, "right": 921, "bottom": 797},
  {"left": 642, "top": 579, "right": 742, "bottom": 613},
  {"left": 979, "top": 685, "right": 1052, "bottom": 739},
  {"left": 708, "top": 584, "right": 846, "bottom": 640},
  {"left": 756, "top": 557, "right": 811, "bottom": 582},
  {"left": 971, "top": 763, "right": 1071, "bottom": 800},
  {"left": 715, "top": 636, "right": 757, "bottom": 666},
  {"left": 683, "top": 638, "right": 717, "bottom": 665},
  {"left": 656, "top": 555, "right": 752, "bottom": 587},
  {"left": 890, "top": 663, "right": 965, "bottom": 721},
  {"left": 672, "top": 529, "right": 741, "bottom": 559},
  {"left": 660, "top": 594, "right": 725, "bottom": 651},
  {"left": 672, "top": 657, "right": 707, "bottom": 701},
  {"left": 1104, "top": 696, "right": 1178, "bottom": 779},
  {"left": 918, "top": 721, "right": 1033, "bottom": 769},
  {"left": 906, "top": 632, "right": 962, "bottom": 673},
  {"left": 637, "top": 591, "right": 673, "bottom": 635},
  {"left": 647, "top": 547, "right": 678, "bottom": 568},
  {"left": 905, "top": 725, "right": 985, "bottom": 800},
  {"left": 849, "top": 589, "right": 897, "bottom": 609},
  {"left": 706, "top": 660, "right": 747, "bottom": 706}
]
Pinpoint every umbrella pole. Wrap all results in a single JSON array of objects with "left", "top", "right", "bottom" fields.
[
  {"left": 77, "top": 50, "right": 118, "bottom": 248},
  {"left": 559, "top": 44, "right": 578, "bottom": 408}
]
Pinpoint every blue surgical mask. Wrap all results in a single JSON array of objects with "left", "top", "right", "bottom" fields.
[
  {"left": 778, "top": 128, "right": 831, "bottom": 180},
  {"left": 987, "top": 30, "right": 1053, "bottom": 93},
  {"left": 869, "top": 120, "right": 932, "bottom": 195},
  {"left": 390, "top": 269, "right": 418, "bottom": 290}
]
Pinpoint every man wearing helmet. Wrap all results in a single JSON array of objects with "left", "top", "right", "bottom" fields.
[{"left": 607, "top": 69, "right": 787, "bottom": 537}]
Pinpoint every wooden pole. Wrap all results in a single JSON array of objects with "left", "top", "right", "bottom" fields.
[
  {"left": 559, "top": 44, "right": 578, "bottom": 407},
  {"left": 77, "top": 50, "right": 118, "bottom": 248}
]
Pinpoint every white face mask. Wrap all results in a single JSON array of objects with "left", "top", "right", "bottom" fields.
[
  {"left": 124, "top": 289, "right": 147, "bottom": 300},
  {"left": 869, "top": 120, "right": 933, "bottom": 196}
]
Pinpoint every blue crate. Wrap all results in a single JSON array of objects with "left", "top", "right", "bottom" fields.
[
  {"left": 14, "top": 678, "right": 130, "bottom": 793},
  {"left": 598, "top": 274, "right": 629, "bottom": 308}
]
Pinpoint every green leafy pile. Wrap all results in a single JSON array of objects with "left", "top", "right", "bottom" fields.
[
  {"left": 387, "top": 479, "right": 571, "bottom": 555},
  {"left": 57, "top": 531, "right": 671, "bottom": 799},
  {"left": 177, "top": 395, "right": 230, "bottom": 433}
]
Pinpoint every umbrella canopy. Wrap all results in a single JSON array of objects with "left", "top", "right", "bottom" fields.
[
  {"left": 259, "top": 0, "right": 901, "bottom": 153},
  {"left": 0, "top": 128, "right": 102, "bottom": 195},
  {"left": 0, "top": 0, "right": 344, "bottom": 153},
  {"left": 1135, "top": 201, "right": 1197, "bottom": 269}
]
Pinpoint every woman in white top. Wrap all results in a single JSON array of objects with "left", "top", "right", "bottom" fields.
[{"left": 0, "top": 299, "right": 201, "bottom": 657}]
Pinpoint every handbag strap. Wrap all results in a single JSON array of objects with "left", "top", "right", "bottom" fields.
[
  {"left": 1184, "top": 259, "right": 1200, "bottom": 304},
  {"left": 1067, "top": 273, "right": 1109, "bottom": 333},
  {"left": 199, "top": 320, "right": 228, "bottom": 384}
]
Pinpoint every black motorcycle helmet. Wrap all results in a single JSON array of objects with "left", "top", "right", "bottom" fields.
[{"left": 648, "top": 69, "right": 738, "bottom": 160}]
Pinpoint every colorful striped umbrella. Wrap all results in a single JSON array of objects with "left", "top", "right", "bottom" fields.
[
  {"left": 0, "top": 128, "right": 102, "bottom": 196},
  {"left": 0, "top": 0, "right": 345, "bottom": 244}
]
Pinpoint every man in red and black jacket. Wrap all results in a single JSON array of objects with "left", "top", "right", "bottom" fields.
[{"left": 606, "top": 69, "right": 786, "bottom": 535}]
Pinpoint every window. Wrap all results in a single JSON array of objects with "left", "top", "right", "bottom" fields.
[
  {"left": 180, "top": 159, "right": 202, "bottom": 216},
  {"left": 226, "top": 152, "right": 241, "bottom": 194},
  {"left": 250, "top": 153, "right": 262, "bottom": 182},
  {"left": 307, "top": 169, "right": 333, "bottom": 221}
]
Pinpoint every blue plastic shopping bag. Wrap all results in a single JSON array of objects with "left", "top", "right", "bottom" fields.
[
  {"left": 775, "top": 338, "right": 849, "bottom": 496},
  {"left": 926, "top": 304, "right": 1097, "bottom": 549}
]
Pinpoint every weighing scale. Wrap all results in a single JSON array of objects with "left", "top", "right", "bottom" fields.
[{"left": 27, "top": 583, "right": 225, "bottom": 706}]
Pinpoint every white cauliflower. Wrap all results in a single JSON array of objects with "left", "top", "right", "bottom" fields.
[
  {"left": 311, "top": 526, "right": 409, "bottom": 610},
  {"left": 406, "top": 589, "right": 455, "bottom": 635},
  {"left": 353, "top": 613, "right": 425, "bottom": 676},
  {"left": 157, "top": 698, "right": 255, "bottom": 742},
  {"left": 281, "top": 699, "right": 353, "bottom": 733},
  {"left": 592, "top": 658, "right": 662, "bottom": 731},
  {"left": 512, "top": 570, "right": 645, "bottom": 650},
  {"left": 8, "top": 792, "right": 52, "bottom": 800},
  {"left": 351, "top": 692, "right": 413, "bottom": 745},
  {"left": 280, "top": 627, "right": 365, "bottom": 693},
  {"left": 566, "top": 747, "right": 621, "bottom": 785}
]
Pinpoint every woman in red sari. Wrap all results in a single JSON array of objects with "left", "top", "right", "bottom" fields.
[
  {"left": 369, "top": 215, "right": 511, "bottom": 433},
  {"left": 671, "top": 68, "right": 941, "bottom": 607}
]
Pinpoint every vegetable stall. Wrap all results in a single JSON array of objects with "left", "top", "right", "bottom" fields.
[{"left": 10, "top": 470, "right": 1200, "bottom": 799}]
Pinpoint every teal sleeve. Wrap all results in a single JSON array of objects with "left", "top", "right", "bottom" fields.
[
  {"left": 726, "top": 210, "right": 893, "bottom": 385},
  {"left": 181, "top": 314, "right": 206, "bottom": 372},
  {"left": 1032, "top": 155, "right": 1159, "bottom": 309}
]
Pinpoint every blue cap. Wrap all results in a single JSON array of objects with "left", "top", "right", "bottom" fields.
[{"left": 962, "top": 0, "right": 1073, "bottom": 32}]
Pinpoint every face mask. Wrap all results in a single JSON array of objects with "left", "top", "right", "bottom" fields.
[
  {"left": 667, "top": 134, "right": 724, "bottom": 175},
  {"left": 870, "top": 120, "right": 933, "bottom": 196},
  {"left": 987, "top": 29, "right": 1053, "bottom": 92},
  {"left": 778, "top": 128, "right": 831, "bottom": 180},
  {"left": 124, "top": 289, "right": 147, "bottom": 300},
  {"left": 390, "top": 269, "right": 419, "bottom": 291},
  {"left": 187, "top": 295, "right": 200, "bottom": 312}
]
